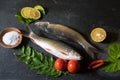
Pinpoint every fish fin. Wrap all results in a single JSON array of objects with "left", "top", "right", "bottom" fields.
[
  {"left": 21, "top": 30, "right": 30, "bottom": 37},
  {"left": 25, "top": 24, "right": 33, "bottom": 33},
  {"left": 86, "top": 46, "right": 98, "bottom": 59},
  {"left": 23, "top": 24, "right": 35, "bottom": 37}
]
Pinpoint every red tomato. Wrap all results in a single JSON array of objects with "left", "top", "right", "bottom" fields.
[
  {"left": 54, "top": 58, "right": 67, "bottom": 71},
  {"left": 67, "top": 60, "right": 80, "bottom": 73}
]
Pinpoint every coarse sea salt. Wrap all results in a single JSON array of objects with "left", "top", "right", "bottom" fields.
[{"left": 2, "top": 31, "right": 19, "bottom": 45}]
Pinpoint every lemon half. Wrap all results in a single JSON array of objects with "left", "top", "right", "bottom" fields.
[
  {"left": 90, "top": 28, "right": 107, "bottom": 42},
  {"left": 21, "top": 7, "right": 41, "bottom": 19}
]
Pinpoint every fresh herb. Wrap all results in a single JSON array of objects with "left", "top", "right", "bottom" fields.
[
  {"left": 103, "top": 42, "right": 120, "bottom": 72},
  {"left": 15, "top": 46, "right": 68, "bottom": 77},
  {"left": 15, "top": 12, "right": 35, "bottom": 24}
]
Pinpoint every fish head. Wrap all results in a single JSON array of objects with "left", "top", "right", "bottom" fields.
[{"left": 35, "top": 22, "right": 50, "bottom": 32}]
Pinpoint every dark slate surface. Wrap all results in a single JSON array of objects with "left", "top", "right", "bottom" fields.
[{"left": 0, "top": 0, "right": 120, "bottom": 80}]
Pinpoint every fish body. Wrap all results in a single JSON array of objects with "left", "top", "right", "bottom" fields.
[
  {"left": 23, "top": 25, "right": 82, "bottom": 60},
  {"left": 35, "top": 22, "right": 98, "bottom": 59}
]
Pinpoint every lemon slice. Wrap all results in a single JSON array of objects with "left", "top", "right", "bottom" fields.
[
  {"left": 90, "top": 28, "right": 107, "bottom": 42},
  {"left": 34, "top": 5, "right": 46, "bottom": 16},
  {"left": 21, "top": 7, "right": 41, "bottom": 19}
]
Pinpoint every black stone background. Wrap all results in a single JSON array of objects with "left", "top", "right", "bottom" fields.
[{"left": 0, "top": 0, "right": 120, "bottom": 80}]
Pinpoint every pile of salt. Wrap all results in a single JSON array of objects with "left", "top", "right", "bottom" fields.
[{"left": 2, "top": 31, "right": 20, "bottom": 45}]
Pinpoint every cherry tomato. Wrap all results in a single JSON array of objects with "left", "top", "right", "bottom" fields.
[
  {"left": 67, "top": 60, "right": 80, "bottom": 73},
  {"left": 54, "top": 58, "right": 67, "bottom": 71}
]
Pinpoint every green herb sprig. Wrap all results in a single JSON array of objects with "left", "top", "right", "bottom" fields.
[
  {"left": 103, "top": 42, "right": 120, "bottom": 72},
  {"left": 15, "top": 46, "right": 68, "bottom": 77},
  {"left": 15, "top": 12, "right": 35, "bottom": 24}
]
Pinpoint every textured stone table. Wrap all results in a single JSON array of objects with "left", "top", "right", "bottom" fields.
[{"left": 0, "top": 0, "right": 120, "bottom": 80}]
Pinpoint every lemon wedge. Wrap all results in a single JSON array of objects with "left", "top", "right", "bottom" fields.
[
  {"left": 34, "top": 5, "right": 44, "bottom": 11},
  {"left": 34, "top": 5, "right": 46, "bottom": 16},
  {"left": 90, "top": 28, "right": 107, "bottom": 42},
  {"left": 21, "top": 7, "right": 41, "bottom": 19}
]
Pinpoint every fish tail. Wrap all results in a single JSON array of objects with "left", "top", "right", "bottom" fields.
[
  {"left": 23, "top": 24, "right": 35, "bottom": 37},
  {"left": 78, "top": 41, "right": 98, "bottom": 59},
  {"left": 25, "top": 24, "right": 33, "bottom": 33}
]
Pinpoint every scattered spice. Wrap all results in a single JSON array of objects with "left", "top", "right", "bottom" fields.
[{"left": 2, "top": 31, "right": 20, "bottom": 45}]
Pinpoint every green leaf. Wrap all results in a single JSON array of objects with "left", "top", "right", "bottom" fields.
[
  {"left": 25, "top": 46, "right": 31, "bottom": 56},
  {"left": 31, "top": 49, "right": 35, "bottom": 57},
  {"left": 103, "top": 58, "right": 120, "bottom": 72},
  {"left": 30, "top": 66, "right": 40, "bottom": 70},
  {"left": 32, "top": 57, "right": 41, "bottom": 65},
  {"left": 48, "top": 57, "right": 54, "bottom": 67},
  {"left": 103, "top": 42, "right": 120, "bottom": 72},
  {"left": 47, "top": 68, "right": 56, "bottom": 76},
  {"left": 34, "top": 50, "right": 44, "bottom": 61},
  {"left": 15, "top": 53, "right": 26, "bottom": 59},
  {"left": 40, "top": 10, "right": 46, "bottom": 16},
  {"left": 43, "top": 56, "right": 49, "bottom": 65},
  {"left": 20, "top": 46, "right": 25, "bottom": 54},
  {"left": 20, "top": 56, "right": 31, "bottom": 64},
  {"left": 52, "top": 70, "right": 62, "bottom": 77},
  {"left": 15, "top": 54, "right": 22, "bottom": 58},
  {"left": 104, "top": 56, "right": 116, "bottom": 63},
  {"left": 29, "top": 64, "right": 41, "bottom": 70},
  {"left": 44, "top": 67, "right": 53, "bottom": 74},
  {"left": 24, "top": 18, "right": 35, "bottom": 24},
  {"left": 108, "top": 42, "right": 120, "bottom": 59},
  {"left": 62, "top": 70, "right": 69, "bottom": 75},
  {"left": 15, "top": 12, "right": 25, "bottom": 24},
  {"left": 49, "top": 69, "right": 62, "bottom": 77},
  {"left": 37, "top": 69, "right": 46, "bottom": 75},
  {"left": 15, "top": 11, "right": 35, "bottom": 24}
]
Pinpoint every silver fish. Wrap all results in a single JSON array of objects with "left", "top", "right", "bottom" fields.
[
  {"left": 22, "top": 25, "right": 82, "bottom": 60},
  {"left": 35, "top": 22, "right": 98, "bottom": 59}
]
